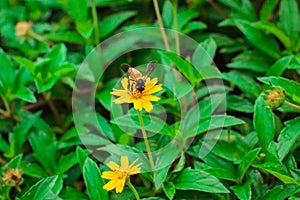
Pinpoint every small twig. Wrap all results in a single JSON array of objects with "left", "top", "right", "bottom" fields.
[
  {"left": 207, "top": 0, "right": 228, "bottom": 19},
  {"left": 43, "top": 92, "right": 63, "bottom": 127},
  {"left": 153, "top": 0, "right": 170, "bottom": 51},
  {"left": 28, "top": 30, "right": 54, "bottom": 46},
  {"left": 172, "top": 0, "right": 180, "bottom": 55}
]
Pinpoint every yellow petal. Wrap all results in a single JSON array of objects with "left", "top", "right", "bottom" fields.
[
  {"left": 103, "top": 179, "right": 118, "bottom": 191},
  {"left": 142, "top": 95, "right": 160, "bottom": 101},
  {"left": 101, "top": 171, "right": 119, "bottom": 180},
  {"left": 142, "top": 100, "right": 153, "bottom": 112},
  {"left": 111, "top": 89, "right": 128, "bottom": 97},
  {"left": 115, "top": 177, "right": 126, "bottom": 193},
  {"left": 107, "top": 161, "right": 120, "bottom": 171},
  {"left": 120, "top": 156, "right": 129, "bottom": 171},
  {"left": 143, "top": 84, "right": 162, "bottom": 95},
  {"left": 113, "top": 94, "right": 130, "bottom": 104},
  {"left": 121, "top": 77, "right": 129, "bottom": 90}
]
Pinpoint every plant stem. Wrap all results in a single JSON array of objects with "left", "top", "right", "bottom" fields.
[
  {"left": 43, "top": 92, "right": 63, "bottom": 127},
  {"left": 127, "top": 179, "right": 140, "bottom": 200},
  {"left": 152, "top": 0, "right": 170, "bottom": 51},
  {"left": 172, "top": 0, "right": 180, "bottom": 55},
  {"left": 284, "top": 100, "right": 300, "bottom": 110},
  {"left": 137, "top": 110, "right": 155, "bottom": 171},
  {"left": 1, "top": 96, "right": 11, "bottom": 117},
  {"left": 28, "top": 30, "right": 54, "bottom": 46},
  {"left": 91, "top": 0, "right": 100, "bottom": 47}
]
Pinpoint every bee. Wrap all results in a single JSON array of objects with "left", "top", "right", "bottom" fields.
[{"left": 121, "top": 60, "right": 157, "bottom": 93}]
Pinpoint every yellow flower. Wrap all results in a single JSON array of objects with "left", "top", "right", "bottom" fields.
[
  {"left": 101, "top": 156, "right": 142, "bottom": 193},
  {"left": 111, "top": 77, "right": 162, "bottom": 112}
]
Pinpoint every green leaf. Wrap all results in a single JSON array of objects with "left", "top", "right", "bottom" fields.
[
  {"left": 235, "top": 20, "right": 281, "bottom": 58},
  {"left": 192, "top": 38, "right": 217, "bottom": 69},
  {"left": 15, "top": 87, "right": 36, "bottom": 103},
  {"left": 183, "top": 21, "right": 207, "bottom": 33},
  {"left": 60, "top": 186, "right": 89, "bottom": 200},
  {"left": 258, "top": 76, "right": 300, "bottom": 104},
  {"left": 227, "top": 50, "right": 273, "bottom": 73},
  {"left": 24, "top": 163, "right": 48, "bottom": 178},
  {"left": 262, "top": 184, "right": 300, "bottom": 200},
  {"left": 154, "top": 142, "right": 181, "bottom": 189},
  {"left": 174, "top": 167, "right": 229, "bottom": 193},
  {"left": 99, "top": 11, "right": 137, "bottom": 38},
  {"left": 183, "top": 115, "right": 245, "bottom": 138},
  {"left": 254, "top": 94, "right": 275, "bottom": 151},
  {"left": 277, "top": 116, "right": 300, "bottom": 161},
  {"left": 19, "top": 176, "right": 63, "bottom": 200},
  {"left": 227, "top": 95, "right": 254, "bottom": 113},
  {"left": 260, "top": 0, "right": 279, "bottom": 21},
  {"left": 66, "top": 0, "right": 93, "bottom": 39},
  {"left": 111, "top": 114, "right": 173, "bottom": 136},
  {"left": 159, "top": 51, "right": 200, "bottom": 84},
  {"left": 28, "top": 122, "right": 57, "bottom": 172},
  {"left": 253, "top": 163, "right": 297, "bottom": 184},
  {"left": 0, "top": 50, "right": 15, "bottom": 94},
  {"left": 44, "top": 32, "right": 84, "bottom": 44},
  {"left": 76, "top": 146, "right": 89, "bottom": 172},
  {"left": 0, "top": 135, "right": 9, "bottom": 154},
  {"left": 177, "top": 8, "right": 199, "bottom": 30},
  {"left": 223, "top": 71, "right": 261, "bottom": 100},
  {"left": 162, "top": 0, "right": 173, "bottom": 29},
  {"left": 279, "top": 0, "right": 300, "bottom": 43},
  {"left": 237, "top": 148, "right": 260, "bottom": 181},
  {"left": 56, "top": 152, "right": 78, "bottom": 174},
  {"left": 163, "top": 182, "right": 175, "bottom": 200},
  {"left": 230, "top": 179, "right": 253, "bottom": 200},
  {"left": 266, "top": 55, "right": 293, "bottom": 76},
  {"left": 254, "top": 22, "right": 291, "bottom": 49},
  {"left": 204, "top": 168, "right": 239, "bottom": 183},
  {"left": 83, "top": 158, "right": 108, "bottom": 200},
  {"left": 13, "top": 56, "right": 35, "bottom": 74},
  {"left": 7, "top": 113, "right": 39, "bottom": 158},
  {"left": 218, "top": 0, "right": 256, "bottom": 21}
]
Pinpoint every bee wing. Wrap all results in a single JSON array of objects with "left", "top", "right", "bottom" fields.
[
  {"left": 121, "top": 63, "right": 131, "bottom": 73},
  {"left": 144, "top": 60, "right": 157, "bottom": 79},
  {"left": 121, "top": 63, "right": 139, "bottom": 80}
]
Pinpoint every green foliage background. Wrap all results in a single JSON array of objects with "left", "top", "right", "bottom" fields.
[{"left": 0, "top": 0, "right": 300, "bottom": 199}]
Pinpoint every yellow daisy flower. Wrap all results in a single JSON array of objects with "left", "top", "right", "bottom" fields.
[
  {"left": 101, "top": 156, "right": 142, "bottom": 193},
  {"left": 111, "top": 77, "right": 162, "bottom": 112}
]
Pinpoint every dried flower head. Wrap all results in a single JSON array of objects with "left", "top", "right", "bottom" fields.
[
  {"left": 15, "top": 21, "right": 33, "bottom": 38},
  {"left": 2, "top": 168, "right": 23, "bottom": 186}
]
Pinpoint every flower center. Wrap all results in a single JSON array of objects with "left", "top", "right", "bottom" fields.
[
  {"left": 131, "top": 90, "right": 143, "bottom": 99},
  {"left": 117, "top": 171, "right": 128, "bottom": 179}
]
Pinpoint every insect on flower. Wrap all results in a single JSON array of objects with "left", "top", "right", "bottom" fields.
[
  {"left": 111, "top": 61, "right": 163, "bottom": 112},
  {"left": 121, "top": 60, "right": 157, "bottom": 93}
]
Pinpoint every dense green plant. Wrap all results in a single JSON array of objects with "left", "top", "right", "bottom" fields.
[{"left": 0, "top": 0, "right": 300, "bottom": 199}]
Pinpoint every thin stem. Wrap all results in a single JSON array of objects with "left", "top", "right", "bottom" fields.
[
  {"left": 137, "top": 111, "right": 155, "bottom": 171},
  {"left": 153, "top": 0, "right": 170, "bottom": 51},
  {"left": 28, "top": 30, "right": 54, "bottom": 46},
  {"left": 1, "top": 96, "right": 11, "bottom": 117},
  {"left": 172, "top": 0, "right": 180, "bottom": 55},
  {"left": 127, "top": 179, "right": 140, "bottom": 200},
  {"left": 284, "top": 100, "right": 300, "bottom": 110},
  {"left": 91, "top": 0, "right": 100, "bottom": 46},
  {"left": 43, "top": 92, "right": 63, "bottom": 127}
]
